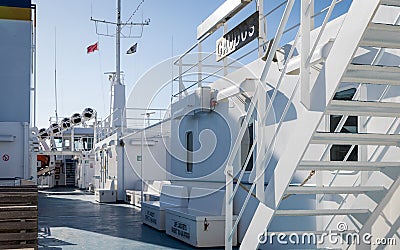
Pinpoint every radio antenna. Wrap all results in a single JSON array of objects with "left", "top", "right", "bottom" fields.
[{"left": 54, "top": 27, "right": 58, "bottom": 122}]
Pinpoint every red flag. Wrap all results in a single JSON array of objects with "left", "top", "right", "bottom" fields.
[{"left": 87, "top": 42, "right": 98, "bottom": 54}]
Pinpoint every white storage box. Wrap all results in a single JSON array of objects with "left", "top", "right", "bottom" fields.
[
  {"left": 125, "top": 181, "right": 169, "bottom": 207},
  {"left": 165, "top": 187, "right": 237, "bottom": 247},
  {"left": 95, "top": 189, "right": 117, "bottom": 203},
  {"left": 141, "top": 185, "right": 188, "bottom": 230}
]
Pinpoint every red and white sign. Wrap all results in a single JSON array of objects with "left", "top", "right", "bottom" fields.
[{"left": 2, "top": 154, "right": 10, "bottom": 162}]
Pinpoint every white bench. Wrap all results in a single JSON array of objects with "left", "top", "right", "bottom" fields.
[
  {"left": 165, "top": 187, "right": 238, "bottom": 247},
  {"left": 141, "top": 185, "right": 188, "bottom": 231},
  {"left": 125, "top": 180, "right": 170, "bottom": 207}
]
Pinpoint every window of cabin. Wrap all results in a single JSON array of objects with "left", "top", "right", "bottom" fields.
[
  {"left": 330, "top": 88, "right": 358, "bottom": 161},
  {"left": 186, "top": 131, "right": 193, "bottom": 173},
  {"left": 240, "top": 118, "right": 254, "bottom": 171}
]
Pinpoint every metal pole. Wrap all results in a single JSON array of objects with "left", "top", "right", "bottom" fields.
[
  {"left": 116, "top": 0, "right": 121, "bottom": 85},
  {"left": 140, "top": 130, "right": 144, "bottom": 207},
  {"left": 225, "top": 163, "right": 233, "bottom": 250},
  {"left": 256, "top": 86, "right": 265, "bottom": 201},
  {"left": 94, "top": 113, "right": 97, "bottom": 145},
  {"left": 54, "top": 27, "right": 58, "bottom": 122},
  {"left": 260, "top": 0, "right": 295, "bottom": 83},
  {"left": 301, "top": 0, "right": 311, "bottom": 109},
  {"left": 71, "top": 127, "right": 75, "bottom": 151},
  {"left": 33, "top": 5, "right": 37, "bottom": 127},
  {"left": 223, "top": 23, "right": 228, "bottom": 76},
  {"left": 198, "top": 42, "right": 202, "bottom": 88},
  {"left": 258, "top": 0, "right": 267, "bottom": 58},
  {"left": 179, "top": 58, "right": 183, "bottom": 100},
  {"left": 256, "top": 0, "right": 266, "bottom": 202}
]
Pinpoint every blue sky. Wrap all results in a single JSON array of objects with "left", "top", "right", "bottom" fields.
[
  {"left": 33, "top": 0, "right": 351, "bottom": 129},
  {"left": 33, "top": 0, "right": 232, "bottom": 128}
]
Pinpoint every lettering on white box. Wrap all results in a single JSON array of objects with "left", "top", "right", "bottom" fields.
[
  {"left": 144, "top": 210, "right": 157, "bottom": 225},
  {"left": 171, "top": 219, "right": 190, "bottom": 239}
]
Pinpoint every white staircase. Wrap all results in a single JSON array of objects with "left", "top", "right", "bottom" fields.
[{"left": 225, "top": 0, "right": 400, "bottom": 249}]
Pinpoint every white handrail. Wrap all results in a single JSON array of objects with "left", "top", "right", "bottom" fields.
[
  {"left": 229, "top": 29, "right": 301, "bottom": 206},
  {"left": 229, "top": 141, "right": 257, "bottom": 203},
  {"left": 225, "top": 1, "right": 297, "bottom": 245},
  {"left": 225, "top": 85, "right": 259, "bottom": 249},
  {"left": 228, "top": 25, "right": 300, "bottom": 241},
  {"left": 229, "top": 77, "right": 301, "bottom": 241},
  {"left": 260, "top": 0, "right": 295, "bottom": 83},
  {"left": 306, "top": 0, "right": 337, "bottom": 65}
]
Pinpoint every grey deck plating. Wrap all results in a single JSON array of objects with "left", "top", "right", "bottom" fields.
[{"left": 38, "top": 190, "right": 219, "bottom": 250}]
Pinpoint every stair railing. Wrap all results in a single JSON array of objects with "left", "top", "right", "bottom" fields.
[
  {"left": 225, "top": 0, "right": 350, "bottom": 248},
  {"left": 230, "top": 0, "right": 343, "bottom": 237},
  {"left": 225, "top": 1, "right": 296, "bottom": 248}
]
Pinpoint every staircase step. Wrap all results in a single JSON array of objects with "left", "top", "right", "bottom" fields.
[
  {"left": 342, "top": 64, "right": 400, "bottom": 85},
  {"left": 326, "top": 100, "right": 400, "bottom": 117},
  {"left": 381, "top": 0, "right": 400, "bottom": 7},
  {"left": 361, "top": 23, "right": 400, "bottom": 49},
  {"left": 298, "top": 161, "right": 400, "bottom": 171},
  {"left": 285, "top": 186, "right": 384, "bottom": 194},
  {"left": 275, "top": 209, "right": 370, "bottom": 216},
  {"left": 311, "top": 132, "right": 400, "bottom": 145}
]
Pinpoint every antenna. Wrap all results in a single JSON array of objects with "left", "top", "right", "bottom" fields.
[
  {"left": 90, "top": 1, "right": 150, "bottom": 38},
  {"left": 54, "top": 27, "right": 58, "bottom": 122}
]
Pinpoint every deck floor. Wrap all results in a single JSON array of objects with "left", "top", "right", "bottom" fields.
[{"left": 38, "top": 189, "right": 220, "bottom": 249}]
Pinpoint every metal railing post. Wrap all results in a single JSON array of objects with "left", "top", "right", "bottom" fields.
[
  {"left": 179, "top": 58, "right": 183, "bottom": 100},
  {"left": 198, "top": 42, "right": 202, "bottom": 87},
  {"left": 225, "top": 164, "right": 233, "bottom": 250},
  {"left": 258, "top": 0, "right": 267, "bottom": 58},
  {"left": 301, "top": 0, "right": 312, "bottom": 108},
  {"left": 223, "top": 23, "right": 228, "bottom": 76}
]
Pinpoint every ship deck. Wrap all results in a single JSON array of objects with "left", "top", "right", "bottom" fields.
[{"left": 38, "top": 188, "right": 222, "bottom": 249}]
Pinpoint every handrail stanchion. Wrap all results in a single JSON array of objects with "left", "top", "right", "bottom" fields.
[
  {"left": 179, "top": 58, "right": 183, "bottom": 100},
  {"left": 198, "top": 42, "right": 202, "bottom": 87},
  {"left": 225, "top": 86, "right": 259, "bottom": 249},
  {"left": 300, "top": 0, "right": 312, "bottom": 108}
]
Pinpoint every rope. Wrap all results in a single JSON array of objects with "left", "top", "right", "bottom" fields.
[
  {"left": 122, "top": 0, "right": 145, "bottom": 28},
  {"left": 282, "top": 170, "right": 315, "bottom": 200},
  {"left": 227, "top": 171, "right": 257, "bottom": 198},
  {"left": 228, "top": 169, "right": 316, "bottom": 200}
]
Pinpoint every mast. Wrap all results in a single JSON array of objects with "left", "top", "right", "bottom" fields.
[
  {"left": 116, "top": 0, "right": 121, "bottom": 85},
  {"left": 90, "top": 1, "right": 150, "bottom": 129}
]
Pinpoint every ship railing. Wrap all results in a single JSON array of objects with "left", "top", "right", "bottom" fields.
[
  {"left": 172, "top": 0, "right": 348, "bottom": 102},
  {"left": 95, "top": 107, "right": 168, "bottom": 142},
  {"left": 124, "top": 107, "right": 168, "bottom": 133},
  {"left": 223, "top": 0, "right": 348, "bottom": 248}
]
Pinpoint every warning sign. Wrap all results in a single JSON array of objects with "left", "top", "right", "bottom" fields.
[{"left": 2, "top": 154, "right": 10, "bottom": 162}]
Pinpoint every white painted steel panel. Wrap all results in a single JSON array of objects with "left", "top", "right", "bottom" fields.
[{"left": 197, "top": 0, "right": 252, "bottom": 40}]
